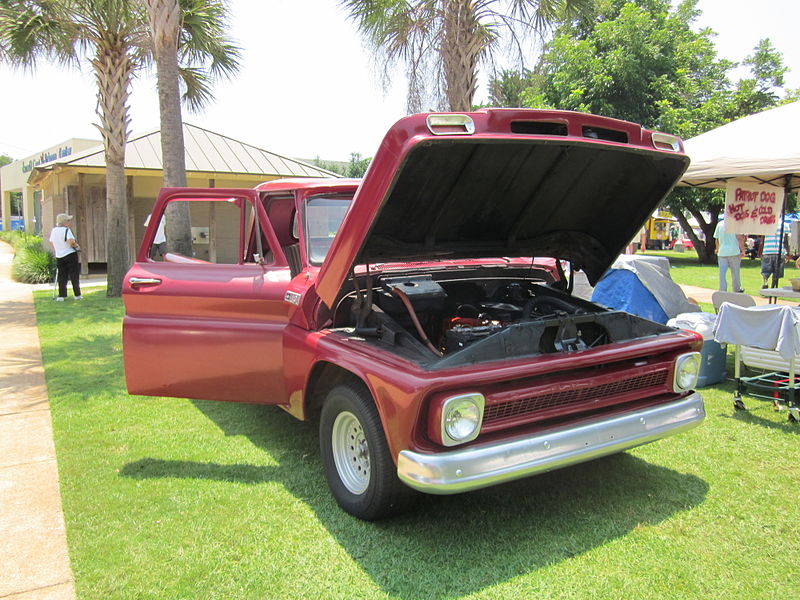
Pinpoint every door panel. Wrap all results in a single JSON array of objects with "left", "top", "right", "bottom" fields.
[{"left": 123, "top": 189, "right": 294, "bottom": 404}]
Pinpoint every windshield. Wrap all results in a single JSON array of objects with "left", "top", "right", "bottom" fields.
[{"left": 304, "top": 195, "right": 353, "bottom": 265}]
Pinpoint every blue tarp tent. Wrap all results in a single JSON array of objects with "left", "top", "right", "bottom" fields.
[
  {"left": 591, "top": 269, "right": 669, "bottom": 323},
  {"left": 591, "top": 255, "right": 699, "bottom": 324}
]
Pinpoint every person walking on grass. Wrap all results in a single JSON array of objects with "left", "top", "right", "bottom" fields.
[
  {"left": 49, "top": 213, "right": 82, "bottom": 301},
  {"left": 714, "top": 219, "right": 745, "bottom": 292},
  {"left": 761, "top": 222, "right": 791, "bottom": 289}
]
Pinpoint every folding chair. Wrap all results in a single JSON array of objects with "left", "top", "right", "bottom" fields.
[{"left": 711, "top": 290, "right": 755, "bottom": 313}]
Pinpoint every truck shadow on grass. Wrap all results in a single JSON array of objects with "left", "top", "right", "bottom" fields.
[{"left": 121, "top": 400, "right": 708, "bottom": 600}]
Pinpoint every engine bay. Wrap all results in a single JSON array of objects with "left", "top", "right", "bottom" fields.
[{"left": 332, "top": 269, "right": 674, "bottom": 368}]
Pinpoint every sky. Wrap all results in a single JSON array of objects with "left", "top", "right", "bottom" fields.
[{"left": 0, "top": 0, "right": 799, "bottom": 163}]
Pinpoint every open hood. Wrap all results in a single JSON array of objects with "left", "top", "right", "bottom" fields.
[{"left": 315, "top": 110, "right": 689, "bottom": 309}]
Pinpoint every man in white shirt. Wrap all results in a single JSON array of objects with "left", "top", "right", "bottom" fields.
[
  {"left": 48, "top": 213, "right": 82, "bottom": 300},
  {"left": 144, "top": 213, "right": 167, "bottom": 259}
]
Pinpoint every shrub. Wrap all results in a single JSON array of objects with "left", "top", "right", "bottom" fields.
[
  {"left": 0, "top": 229, "right": 25, "bottom": 246},
  {"left": 12, "top": 245, "right": 56, "bottom": 284},
  {"left": 21, "top": 236, "right": 45, "bottom": 252},
  {"left": 0, "top": 230, "right": 43, "bottom": 251},
  {"left": 3, "top": 232, "right": 56, "bottom": 283}
]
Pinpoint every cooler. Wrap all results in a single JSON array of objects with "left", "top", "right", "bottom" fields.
[
  {"left": 668, "top": 312, "right": 725, "bottom": 388},
  {"left": 697, "top": 339, "right": 727, "bottom": 387}
]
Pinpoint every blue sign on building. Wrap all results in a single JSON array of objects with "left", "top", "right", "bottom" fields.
[{"left": 0, "top": 216, "right": 25, "bottom": 231}]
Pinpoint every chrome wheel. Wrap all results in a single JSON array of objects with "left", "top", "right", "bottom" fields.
[{"left": 331, "top": 410, "right": 370, "bottom": 495}]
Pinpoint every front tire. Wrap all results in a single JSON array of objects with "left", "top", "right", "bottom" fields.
[{"left": 320, "top": 382, "right": 414, "bottom": 520}]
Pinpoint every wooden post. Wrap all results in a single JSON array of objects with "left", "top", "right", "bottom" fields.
[
  {"left": 78, "top": 173, "right": 89, "bottom": 275},
  {"left": 208, "top": 178, "right": 216, "bottom": 263},
  {"left": 127, "top": 176, "right": 135, "bottom": 265}
]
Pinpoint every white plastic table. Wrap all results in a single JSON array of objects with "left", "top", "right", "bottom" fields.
[{"left": 759, "top": 286, "right": 800, "bottom": 304}]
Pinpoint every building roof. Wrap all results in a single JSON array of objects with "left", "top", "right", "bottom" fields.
[{"left": 31, "top": 123, "right": 340, "bottom": 179}]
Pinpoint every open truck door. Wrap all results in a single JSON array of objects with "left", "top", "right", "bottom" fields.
[{"left": 122, "top": 188, "right": 293, "bottom": 404}]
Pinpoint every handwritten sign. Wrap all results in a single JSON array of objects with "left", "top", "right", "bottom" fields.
[{"left": 724, "top": 181, "right": 785, "bottom": 235}]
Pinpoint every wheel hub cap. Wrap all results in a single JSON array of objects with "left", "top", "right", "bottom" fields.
[{"left": 331, "top": 411, "right": 370, "bottom": 495}]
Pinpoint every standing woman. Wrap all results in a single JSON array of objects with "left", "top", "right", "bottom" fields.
[
  {"left": 49, "top": 213, "right": 82, "bottom": 301},
  {"left": 713, "top": 218, "right": 745, "bottom": 292}
]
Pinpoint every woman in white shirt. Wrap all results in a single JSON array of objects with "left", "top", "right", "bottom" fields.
[{"left": 48, "top": 213, "right": 82, "bottom": 301}]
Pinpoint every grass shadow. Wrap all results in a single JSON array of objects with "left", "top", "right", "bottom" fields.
[
  {"left": 715, "top": 357, "right": 800, "bottom": 434},
  {"left": 36, "top": 330, "right": 126, "bottom": 399},
  {"left": 122, "top": 400, "right": 708, "bottom": 600},
  {"left": 724, "top": 405, "right": 800, "bottom": 434}
]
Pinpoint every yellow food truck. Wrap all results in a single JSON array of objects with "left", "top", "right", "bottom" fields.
[{"left": 645, "top": 210, "right": 678, "bottom": 250}]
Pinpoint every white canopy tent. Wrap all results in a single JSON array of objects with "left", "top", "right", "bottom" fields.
[
  {"left": 680, "top": 102, "right": 800, "bottom": 286},
  {"left": 680, "top": 101, "right": 800, "bottom": 192}
]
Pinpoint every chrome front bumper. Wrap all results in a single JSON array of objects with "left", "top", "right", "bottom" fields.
[{"left": 397, "top": 393, "right": 704, "bottom": 494}]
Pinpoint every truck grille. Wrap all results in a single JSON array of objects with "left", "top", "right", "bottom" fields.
[{"left": 483, "top": 369, "right": 669, "bottom": 425}]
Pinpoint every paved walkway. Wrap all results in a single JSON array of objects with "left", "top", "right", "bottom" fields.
[
  {"left": 680, "top": 284, "right": 796, "bottom": 307},
  {"left": 0, "top": 240, "right": 75, "bottom": 600}
]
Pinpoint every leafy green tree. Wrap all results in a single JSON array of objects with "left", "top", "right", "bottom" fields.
[
  {"left": 142, "top": 0, "right": 239, "bottom": 256},
  {"left": 492, "top": 0, "right": 796, "bottom": 262},
  {"left": 345, "top": 152, "right": 371, "bottom": 178},
  {"left": 0, "top": 153, "right": 12, "bottom": 166},
  {"left": 342, "top": 0, "right": 593, "bottom": 112},
  {"left": 310, "top": 153, "right": 372, "bottom": 178},
  {"left": 310, "top": 156, "right": 346, "bottom": 175},
  {"left": 487, "top": 68, "right": 533, "bottom": 107}
]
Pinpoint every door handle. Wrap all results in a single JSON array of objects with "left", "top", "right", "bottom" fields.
[{"left": 128, "top": 277, "right": 162, "bottom": 286}]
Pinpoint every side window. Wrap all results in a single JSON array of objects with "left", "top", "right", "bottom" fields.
[
  {"left": 304, "top": 196, "right": 352, "bottom": 265},
  {"left": 150, "top": 199, "right": 247, "bottom": 264}
]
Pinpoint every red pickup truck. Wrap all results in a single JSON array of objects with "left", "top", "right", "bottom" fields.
[{"left": 123, "top": 109, "right": 704, "bottom": 520}]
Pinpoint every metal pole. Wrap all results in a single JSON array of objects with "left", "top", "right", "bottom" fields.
[{"left": 773, "top": 175, "right": 792, "bottom": 288}]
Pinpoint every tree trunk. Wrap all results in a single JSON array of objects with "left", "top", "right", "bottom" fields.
[
  {"left": 93, "top": 41, "right": 133, "bottom": 297},
  {"left": 146, "top": 0, "right": 193, "bottom": 256},
  {"left": 674, "top": 209, "right": 718, "bottom": 264},
  {"left": 105, "top": 158, "right": 129, "bottom": 296},
  {"left": 441, "top": 0, "right": 482, "bottom": 111}
]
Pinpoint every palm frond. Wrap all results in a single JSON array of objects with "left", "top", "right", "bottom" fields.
[
  {"left": 177, "top": 63, "right": 212, "bottom": 111},
  {"left": 343, "top": 0, "right": 593, "bottom": 110},
  {"left": 0, "top": 0, "right": 79, "bottom": 67},
  {"left": 178, "top": 0, "right": 240, "bottom": 80}
]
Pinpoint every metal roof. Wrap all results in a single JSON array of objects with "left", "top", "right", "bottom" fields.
[{"left": 49, "top": 123, "right": 340, "bottom": 178}]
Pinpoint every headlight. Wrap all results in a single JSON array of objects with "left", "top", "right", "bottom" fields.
[
  {"left": 673, "top": 352, "right": 701, "bottom": 392},
  {"left": 441, "top": 393, "right": 484, "bottom": 446}
]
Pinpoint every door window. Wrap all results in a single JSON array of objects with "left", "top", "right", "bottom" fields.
[{"left": 150, "top": 197, "right": 275, "bottom": 265}]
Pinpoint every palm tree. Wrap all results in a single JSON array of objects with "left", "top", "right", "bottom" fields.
[
  {"left": 342, "top": 0, "right": 591, "bottom": 112},
  {"left": 0, "top": 0, "right": 239, "bottom": 294},
  {"left": 142, "top": 0, "right": 239, "bottom": 255},
  {"left": 0, "top": 0, "right": 149, "bottom": 295}
]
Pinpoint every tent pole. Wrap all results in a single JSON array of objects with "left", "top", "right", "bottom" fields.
[{"left": 775, "top": 174, "right": 792, "bottom": 288}]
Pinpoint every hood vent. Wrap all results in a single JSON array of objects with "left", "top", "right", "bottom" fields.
[
  {"left": 582, "top": 126, "right": 628, "bottom": 143},
  {"left": 510, "top": 121, "right": 568, "bottom": 136}
]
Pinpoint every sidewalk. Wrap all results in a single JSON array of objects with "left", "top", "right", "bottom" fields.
[
  {"left": 679, "top": 284, "right": 795, "bottom": 307},
  {"left": 0, "top": 240, "right": 75, "bottom": 600}
]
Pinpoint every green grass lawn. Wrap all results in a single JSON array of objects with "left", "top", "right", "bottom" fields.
[
  {"left": 35, "top": 289, "right": 800, "bottom": 600},
  {"left": 646, "top": 249, "right": 800, "bottom": 293}
]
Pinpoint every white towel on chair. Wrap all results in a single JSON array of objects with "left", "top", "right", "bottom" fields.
[{"left": 714, "top": 303, "right": 800, "bottom": 360}]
